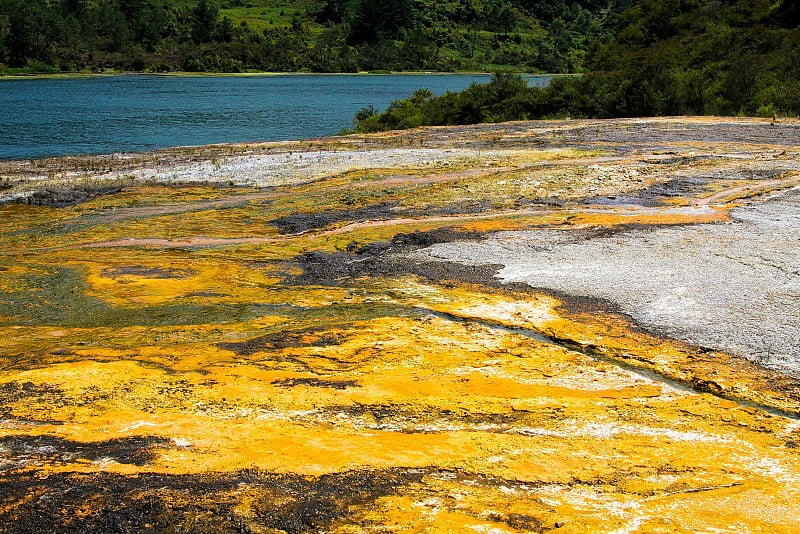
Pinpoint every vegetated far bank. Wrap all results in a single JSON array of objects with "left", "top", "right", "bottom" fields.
[
  {"left": 352, "top": 0, "right": 800, "bottom": 132},
  {"left": 0, "top": 0, "right": 632, "bottom": 75}
]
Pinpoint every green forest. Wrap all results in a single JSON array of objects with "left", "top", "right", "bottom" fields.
[
  {"left": 353, "top": 0, "right": 800, "bottom": 128},
  {"left": 2, "top": 0, "right": 797, "bottom": 121},
  {"left": 0, "top": 0, "right": 632, "bottom": 73}
]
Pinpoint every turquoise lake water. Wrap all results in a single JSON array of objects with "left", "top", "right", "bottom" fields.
[{"left": 0, "top": 74, "right": 550, "bottom": 160}]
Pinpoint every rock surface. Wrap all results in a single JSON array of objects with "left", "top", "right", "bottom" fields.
[
  {"left": 1, "top": 117, "right": 799, "bottom": 533},
  {"left": 416, "top": 189, "right": 800, "bottom": 376}
]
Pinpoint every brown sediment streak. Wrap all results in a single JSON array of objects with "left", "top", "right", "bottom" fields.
[{"left": 2, "top": 118, "right": 800, "bottom": 532}]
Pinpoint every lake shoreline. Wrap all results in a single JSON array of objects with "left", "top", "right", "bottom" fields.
[
  {"left": 0, "top": 70, "right": 561, "bottom": 81},
  {"left": 3, "top": 73, "right": 532, "bottom": 160}
]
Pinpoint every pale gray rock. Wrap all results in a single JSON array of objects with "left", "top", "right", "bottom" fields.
[{"left": 413, "top": 189, "right": 800, "bottom": 376}]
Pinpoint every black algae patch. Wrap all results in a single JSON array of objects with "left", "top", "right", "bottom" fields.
[
  {"left": 294, "top": 249, "right": 502, "bottom": 287},
  {"left": 389, "top": 227, "right": 484, "bottom": 248},
  {"left": 270, "top": 202, "right": 398, "bottom": 234},
  {"left": 272, "top": 378, "right": 360, "bottom": 390},
  {"left": 0, "top": 382, "right": 68, "bottom": 424},
  {"left": 15, "top": 185, "right": 125, "bottom": 208},
  {"left": 0, "top": 468, "right": 430, "bottom": 533},
  {"left": 218, "top": 328, "right": 350, "bottom": 356},
  {"left": 0, "top": 435, "right": 171, "bottom": 468},
  {"left": 547, "top": 290, "right": 633, "bottom": 318},
  {"left": 491, "top": 513, "right": 544, "bottom": 532},
  {"left": 509, "top": 514, "right": 546, "bottom": 531},
  {"left": 586, "top": 177, "right": 713, "bottom": 207},
  {"left": 0, "top": 381, "right": 66, "bottom": 404},
  {"left": 292, "top": 227, "right": 493, "bottom": 286},
  {"left": 270, "top": 203, "right": 496, "bottom": 236}
]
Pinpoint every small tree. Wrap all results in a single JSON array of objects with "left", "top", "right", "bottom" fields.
[{"left": 192, "top": 0, "right": 219, "bottom": 43}]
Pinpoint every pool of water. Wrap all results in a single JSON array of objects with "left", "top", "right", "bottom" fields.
[{"left": 0, "top": 74, "right": 550, "bottom": 160}]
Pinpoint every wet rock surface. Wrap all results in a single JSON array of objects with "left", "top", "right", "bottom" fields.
[{"left": 1, "top": 117, "right": 800, "bottom": 532}]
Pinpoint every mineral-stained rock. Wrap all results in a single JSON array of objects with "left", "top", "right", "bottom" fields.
[{"left": 0, "top": 117, "right": 799, "bottom": 532}]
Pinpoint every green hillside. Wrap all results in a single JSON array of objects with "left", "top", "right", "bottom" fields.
[
  {"left": 0, "top": 0, "right": 632, "bottom": 74},
  {"left": 354, "top": 0, "right": 800, "bottom": 130}
]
